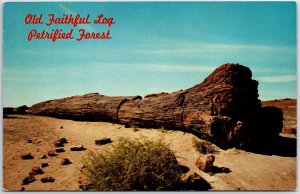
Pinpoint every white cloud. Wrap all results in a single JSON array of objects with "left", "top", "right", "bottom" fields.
[
  {"left": 133, "top": 64, "right": 215, "bottom": 73},
  {"left": 136, "top": 42, "right": 294, "bottom": 57},
  {"left": 259, "top": 74, "right": 296, "bottom": 83}
]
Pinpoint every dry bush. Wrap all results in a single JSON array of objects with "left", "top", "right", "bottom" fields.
[
  {"left": 82, "top": 137, "right": 182, "bottom": 191},
  {"left": 193, "top": 138, "right": 218, "bottom": 154}
]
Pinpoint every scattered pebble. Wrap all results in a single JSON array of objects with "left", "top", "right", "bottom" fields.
[
  {"left": 59, "top": 138, "right": 68, "bottom": 144},
  {"left": 53, "top": 140, "right": 64, "bottom": 147},
  {"left": 48, "top": 150, "right": 57, "bottom": 157},
  {"left": 41, "top": 154, "right": 47, "bottom": 159},
  {"left": 55, "top": 147, "right": 65, "bottom": 153},
  {"left": 40, "top": 177, "right": 55, "bottom": 183},
  {"left": 70, "top": 145, "right": 86, "bottom": 151},
  {"left": 22, "top": 175, "right": 36, "bottom": 185},
  {"left": 95, "top": 138, "right": 112, "bottom": 145},
  {"left": 20, "top": 153, "right": 34, "bottom": 160},
  {"left": 31, "top": 166, "right": 44, "bottom": 174},
  {"left": 41, "top": 163, "right": 48, "bottom": 168},
  {"left": 61, "top": 158, "right": 71, "bottom": 165}
]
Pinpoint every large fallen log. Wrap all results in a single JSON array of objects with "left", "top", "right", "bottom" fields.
[{"left": 25, "top": 63, "right": 282, "bottom": 149}]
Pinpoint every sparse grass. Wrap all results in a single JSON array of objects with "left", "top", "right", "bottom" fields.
[
  {"left": 193, "top": 138, "right": 218, "bottom": 154},
  {"left": 82, "top": 137, "right": 182, "bottom": 191}
]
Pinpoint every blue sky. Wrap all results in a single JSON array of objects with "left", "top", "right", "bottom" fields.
[{"left": 3, "top": 2, "right": 296, "bottom": 107}]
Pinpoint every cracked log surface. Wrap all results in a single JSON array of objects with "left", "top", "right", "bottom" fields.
[
  {"left": 28, "top": 93, "right": 141, "bottom": 122},
  {"left": 27, "top": 64, "right": 266, "bottom": 148}
]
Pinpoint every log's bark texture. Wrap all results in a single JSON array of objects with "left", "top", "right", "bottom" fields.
[
  {"left": 118, "top": 91, "right": 185, "bottom": 129},
  {"left": 120, "top": 64, "right": 261, "bottom": 129},
  {"left": 25, "top": 64, "right": 279, "bottom": 149},
  {"left": 28, "top": 93, "right": 141, "bottom": 122}
]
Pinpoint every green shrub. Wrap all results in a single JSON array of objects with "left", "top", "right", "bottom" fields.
[
  {"left": 193, "top": 138, "right": 218, "bottom": 154},
  {"left": 82, "top": 137, "right": 182, "bottom": 191}
]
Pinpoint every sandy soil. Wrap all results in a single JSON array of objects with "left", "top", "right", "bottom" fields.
[{"left": 3, "top": 114, "right": 297, "bottom": 191}]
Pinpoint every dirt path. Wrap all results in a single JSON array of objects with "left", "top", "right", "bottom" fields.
[{"left": 3, "top": 115, "right": 297, "bottom": 191}]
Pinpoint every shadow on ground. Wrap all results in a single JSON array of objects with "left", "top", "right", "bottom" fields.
[{"left": 246, "top": 106, "right": 297, "bottom": 157}]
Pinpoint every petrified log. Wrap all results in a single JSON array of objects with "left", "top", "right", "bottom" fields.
[
  {"left": 28, "top": 93, "right": 141, "bottom": 122},
  {"left": 27, "top": 64, "right": 273, "bottom": 149}
]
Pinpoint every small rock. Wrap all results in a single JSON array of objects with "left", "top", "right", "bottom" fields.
[
  {"left": 61, "top": 158, "right": 71, "bottom": 165},
  {"left": 195, "top": 154, "right": 215, "bottom": 172},
  {"left": 29, "top": 171, "right": 37, "bottom": 176},
  {"left": 59, "top": 138, "right": 68, "bottom": 144},
  {"left": 55, "top": 147, "right": 65, "bottom": 153},
  {"left": 22, "top": 175, "right": 36, "bottom": 185},
  {"left": 48, "top": 150, "right": 57, "bottom": 157},
  {"left": 20, "top": 153, "right": 34, "bottom": 160},
  {"left": 26, "top": 139, "right": 32, "bottom": 143},
  {"left": 41, "top": 163, "right": 48, "bottom": 168},
  {"left": 31, "top": 166, "right": 44, "bottom": 174},
  {"left": 95, "top": 138, "right": 112, "bottom": 145},
  {"left": 60, "top": 126, "right": 64, "bottom": 129},
  {"left": 40, "top": 177, "right": 55, "bottom": 183},
  {"left": 41, "top": 154, "right": 47, "bottom": 159},
  {"left": 70, "top": 145, "right": 86, "bottom": 151},
  {"left": 53, "top": 140, "right": 64, "bottom": 147},
  {"left": 20, "top": 187, "right": 25, "bottom": 191}
]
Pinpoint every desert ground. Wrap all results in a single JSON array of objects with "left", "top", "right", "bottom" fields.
[{"left": 3, "top": 99, "right": 297, "bottom": 191}]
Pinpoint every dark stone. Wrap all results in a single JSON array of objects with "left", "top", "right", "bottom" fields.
[
  {"left": 58, "top": 138, "right": 68, "bottom": 144},
  {"left": 31, "top": 166, "right": 44, "bottom": 174},
  {"left": 22, "top": 175, "right": 36, "bottom": 185},
  {"left": 20, "top": 153, "right": 34, "bottom": 160},
  {"left": 55, "top": 147, "right": 65, "bottom": 153},
  {"left": 70, "top": 145, "right": 86, "bottom": 151},
  {"left": 53, "top": 140, "right": 64, "bottom": 147},
  {"left": 95, "top": 138, "right": 112, "bottom": 145},
  {"left": 48, "top": 150, "right": 57, "bottom": 157},
  {"left": 61, "top": 158, "right": 71, "bottom": 165},
  {"left": 40, "top": 177, "right": 55, "bottom": 183},
  {"left": 41, "top": 163, "right": 48, "bottom": 168}
]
